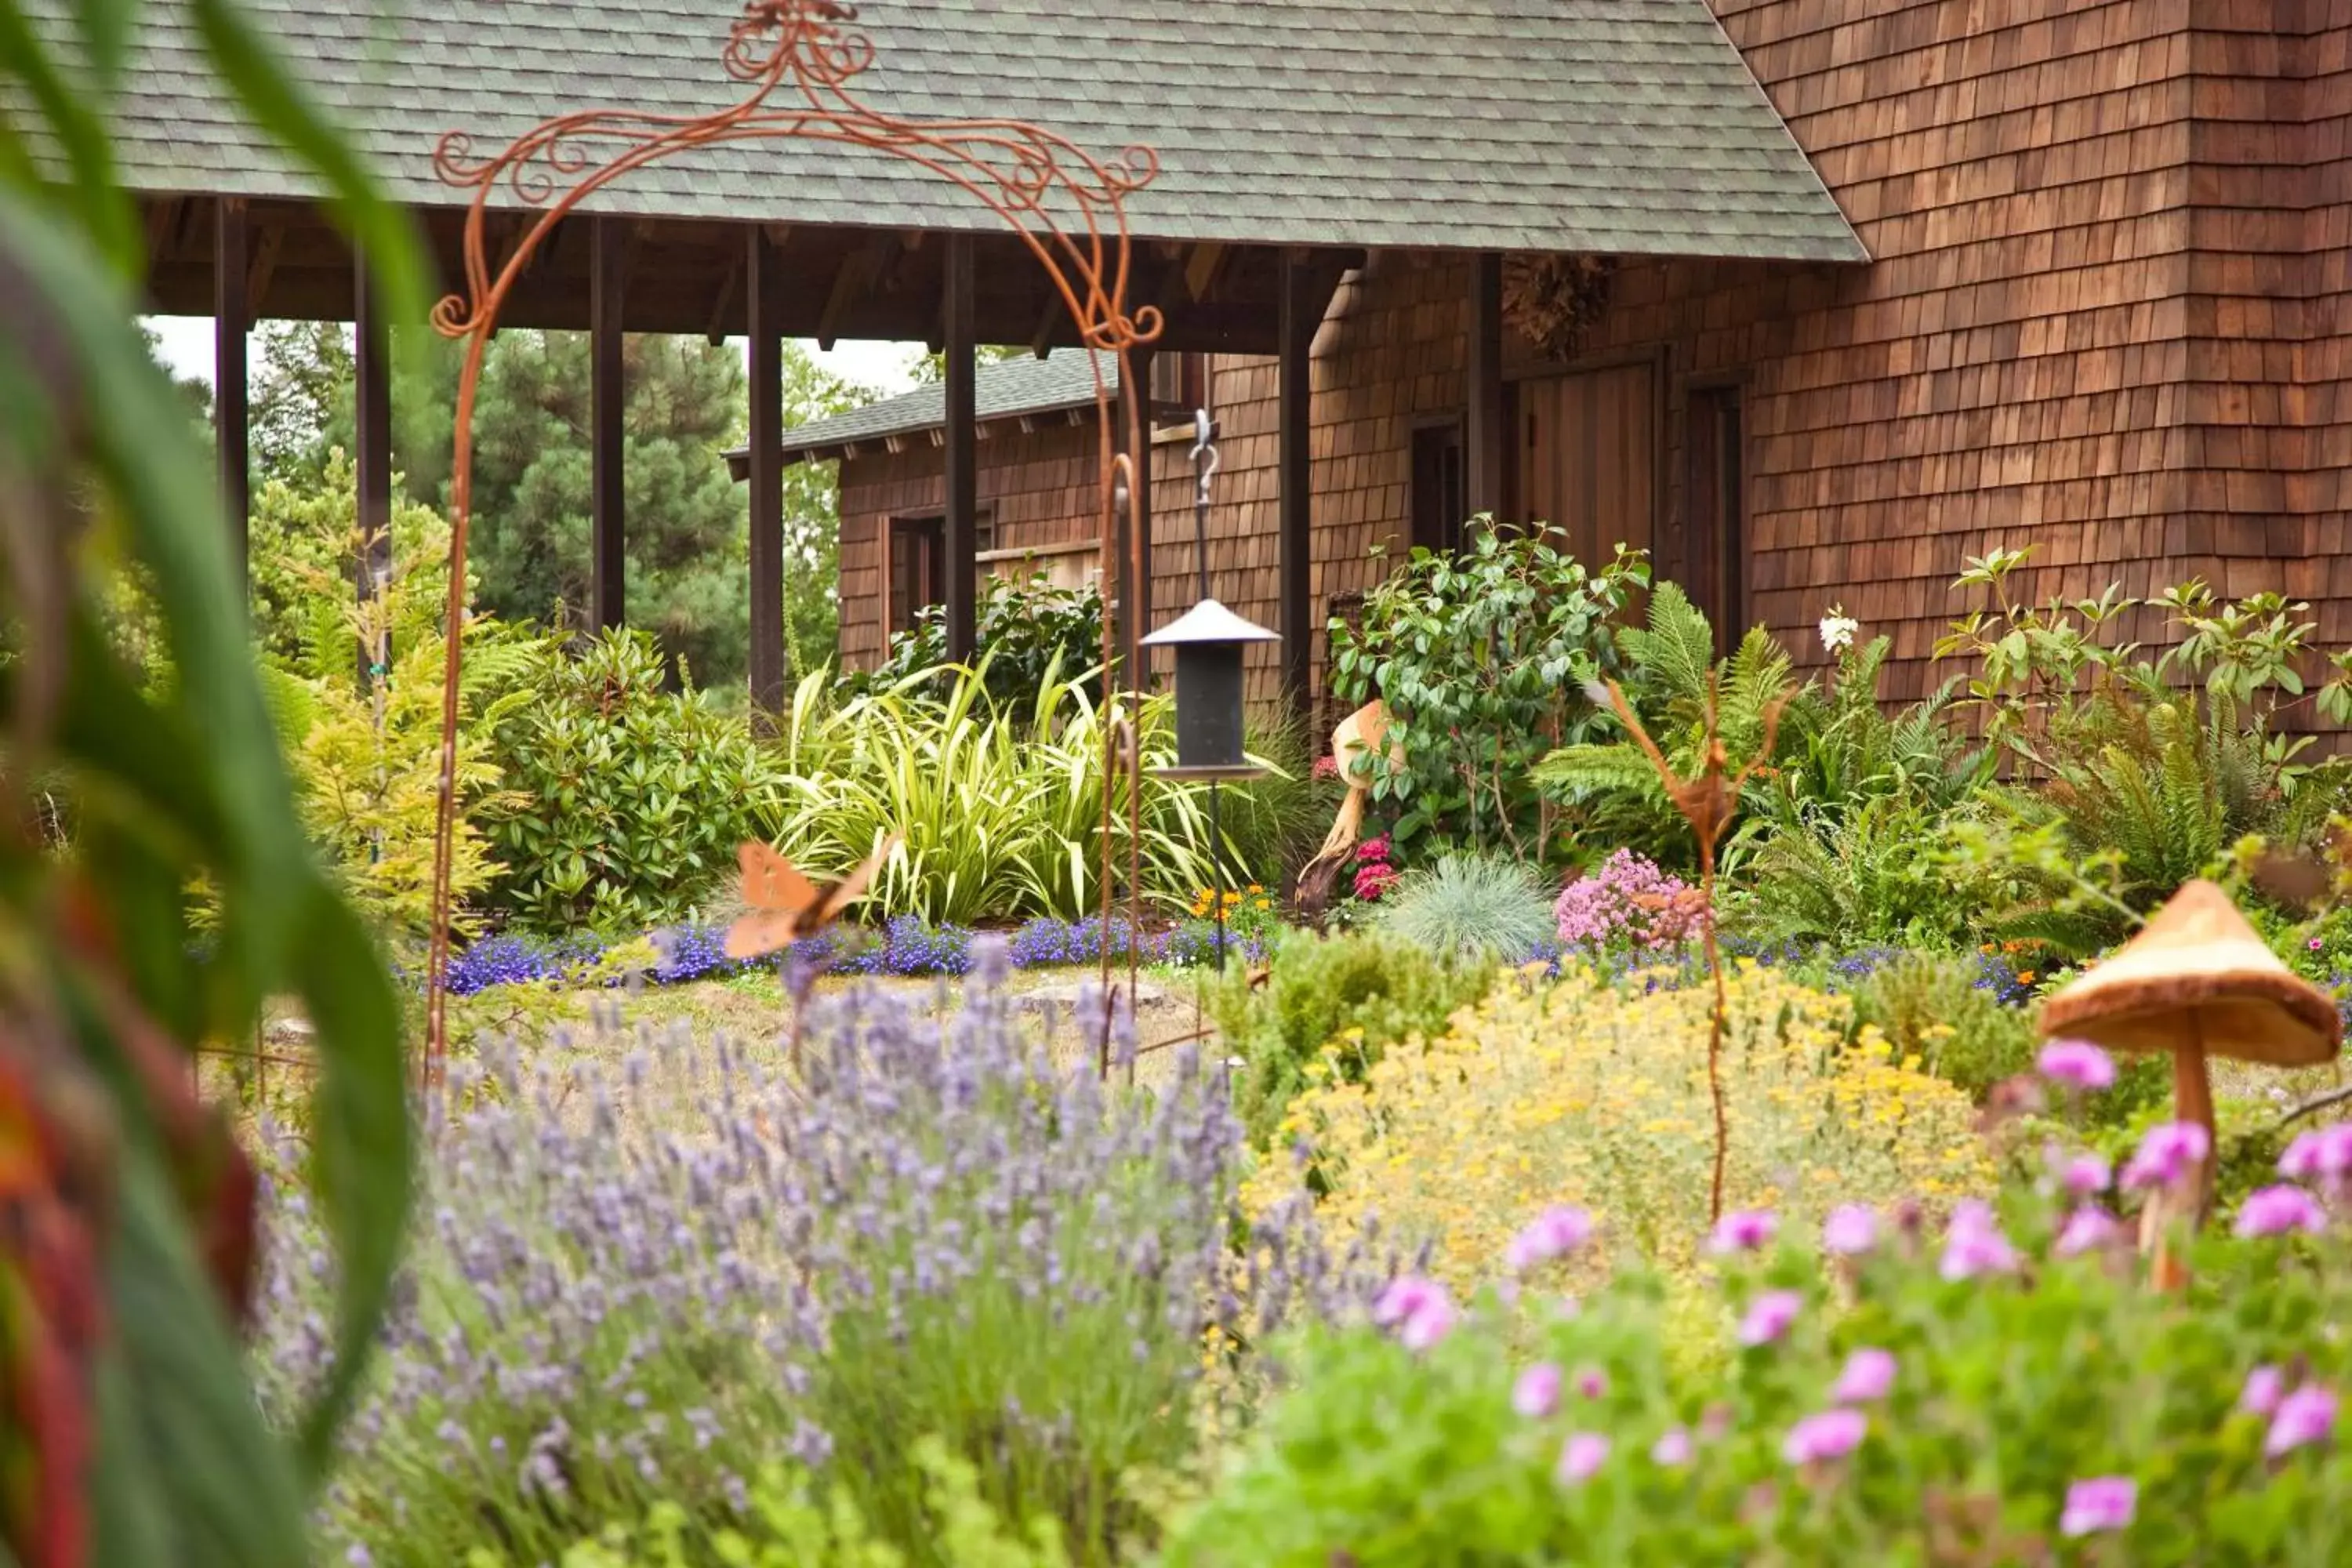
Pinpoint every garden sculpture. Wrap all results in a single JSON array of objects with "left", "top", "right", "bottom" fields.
[
  {"left": 2038, "top": 878, "right": 2340, "bottom": 1282},
  {"left": 1296, "top": 699, "right": 1400, "bottom": 913}
]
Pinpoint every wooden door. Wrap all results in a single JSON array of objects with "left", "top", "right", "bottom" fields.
[{"left": 1520, "top": 361, "right": 1657, "bottom": 568}]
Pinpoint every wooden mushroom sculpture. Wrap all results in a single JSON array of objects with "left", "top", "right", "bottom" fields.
[{"left": 2038, "top": 879, "right": 2342, "bottom": 1272}]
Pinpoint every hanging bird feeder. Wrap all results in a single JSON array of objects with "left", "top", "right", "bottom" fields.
[{"left": 1143, "top": 411, "right": 1279, "bottom": 782}]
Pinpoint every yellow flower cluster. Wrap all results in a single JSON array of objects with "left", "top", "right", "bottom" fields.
[
  {"left": 1246, "top": 962, "right": 1993, "bottom": 1298},
  {"left": 1188, "top": 884, "right": 1273, "bottom": 920}
]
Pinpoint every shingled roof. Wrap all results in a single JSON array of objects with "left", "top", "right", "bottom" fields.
[
  {"left": 25, "top": 0, "right": 1864, "bottom": 263},
  {"left": 724, "top": 349, "right": 1116, "bottom": 475}
]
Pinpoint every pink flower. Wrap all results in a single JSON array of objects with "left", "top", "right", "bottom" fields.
[
  {"left": 2060, "top": 1476, "right": 2136, "bottom": 1537},
  {"left": 1650, "top": 1426, "right": 1693, "bottom": 1467},
  {"left": 1352, "top": 834, "right": 1392, "bottom": 866},
  {"left": 2122, "top": 1122, "right": 2211, "bottom": 1192},
  {"left": 1352, "top": 862, "right": 1399, "bottom": 902},
  {"left": 1737, "top": 1290, "right": 1804, "bottom": 1348},
  {"left": 2312, "top": 937, "right": 2325, "bottom": 952},
  {"left": 2266, "top": 1385, "right": 2338, "bottom": 1457},
  {"left": 1831, "top": 1348, "right": 1896, "bottom": 1404},
  {"left": 2279, "top": 1124, "right": 2352, "bottom": 1184},
  {"left": 1940, "top": 1200, "right": 2018, "bottom": 1279},
  {"left": 1821, "top": 1204, "right": 1878, "bottom": 1257},
  {"left": 2056, "top": 1152, "right": 2112, "bottom": 1199},
  {"left": 1552, "top": 850, "right": 1700, "bottom": 952},
  {"left": 2053, "top": 1204, "right": 2122, "bottom": 1258},
  {"left": 1312, "top": 755, "right": 1341, "bottom": 780},
  {"left": 1555, "top": 1432, "right": 1610, "bottom": 1485},
  {"left": 1512, "top": 1363, "right": 1563, "bottom": 1419},
  {"left": 2038, "top": 1040, "right": 2117, "bottom": 1091},
  {"left": 1374, "top": 1276, "right": 1457, "bottom": 1350},
  {"left": 1574, "top": 1365, "right": 1609, "bottom": 1400},
  {"left": 1781, "top": 1408, "right": 1867, "bottom": 1465},
  {"left": 1505, "top": 1206, "right": 1595, "bottom": 1272},
  {"left": 1710, "top": 1209, "right": 1779, "bottom": 1255},
  {"left": 2241, "top": 1365, "right": 2287, "bottom": 1417},
  {"left": 2234, "top": 1184, "right": 2328, "bottom": 1239}
]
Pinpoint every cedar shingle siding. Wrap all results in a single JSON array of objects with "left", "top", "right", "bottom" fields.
[{"left": 835, "top": 0, "right": 2352, "bottom": 714}]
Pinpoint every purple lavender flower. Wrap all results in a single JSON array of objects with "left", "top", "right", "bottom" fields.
[
  {"left": 2059, "top": 1476, "right": 2136, "bottom": 1537},
  {"left": 2122, "top": 1122, "right": 2212, "bottom": 1192},
  {"left": 1781, "top": 1409, "right": 1867, "bottom": 1465},
  {"left": 1555, "top": 1432, "right": 1610, "bottom": 1485},
  {"left": 1831, "top": 1348, "right": 1896, "bottom": 1404},
  {"left": 2266, "top": 1385, "right": 2338, "bottom": 1457},
  {"left": 2235, "top": 1184, "right": 2328, "bottom": 1239},
  {"left": 2241, "top": 1365, "right": 2287, "bottom": 1417},
  {"left": 1821, "top": 1204, "right": 1878, "bottom": 1257},
  {"left": 2038, "top": 1039, "right": 2117, "bottom": 1092},
  {"left": 1939, "top": 1200, "right": 2018, "bottom": 1280},
  {"left": 1710, "top": 1209, "right": 1779, "bottom": 1255},
  {"left": 2053, "top": 1204, "right": 2122, "bottom": 1259},
  {"left": 1505, "top": 1206, "right": 1595, "bottom": 1272},
  {"left": 1737, "top": 1290, "right": 1803, "bottom": 1348},
  {"left": 1650, "top": 1427, "right": 1693, "bottom": 1467},
  {"left": 1512, "top": 1363, "right": 1563, "bottom": 1419}
]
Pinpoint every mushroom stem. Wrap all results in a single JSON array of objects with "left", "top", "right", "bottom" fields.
[{"left": 2151, "top": 1036, "right": 2216, "bottom": 1292}]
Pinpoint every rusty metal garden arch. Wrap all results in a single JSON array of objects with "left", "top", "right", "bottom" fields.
[{"left": 422, "top": 0, "right": 1162, "bottom": 1080}]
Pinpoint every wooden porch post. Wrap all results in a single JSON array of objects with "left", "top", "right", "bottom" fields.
[
  {"left": 589, "top": 215, "right": 627, "bottom": 633},
  {"left": 1465, "top": 251, "right": 1505, "bottom": 521},
  {"left": 1277, "top": 252, "right": 1316, "bottom": 711},
  {"left": 213, "top": 196, "right": 250, "bottom": 576},
  {"left": 1120, "top": 345, "right": 1155, "bottom": 688},
  {"left": 353, "top": 255, "right": 393, "bottom": 680},
  {"left": 746, "top": 226, "right": 786, "bottom": 710},
  {"left": 943, "top": 233, "right": 979, "bottom": 664}
]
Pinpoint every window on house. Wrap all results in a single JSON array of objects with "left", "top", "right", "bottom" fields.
[
  {"left": 887, "top": 507, "right": 998, "bottom": 633},
  {"left": 1685, "top": 386, "right": 1746, "bottom": 654},
  {"left": 1149, "top": 351, "right": 1211, "bottom": 426},
  {"left": 1410, "top": 419, "right": 1467, "bottom": 556},
  {"left": 1519, "top": 361, "right": 1657, "bottom": 569}
]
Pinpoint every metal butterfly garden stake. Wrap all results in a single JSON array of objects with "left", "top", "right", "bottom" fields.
[{"left": 419, "top": 0, "right": 1164, "bottom": 1084}]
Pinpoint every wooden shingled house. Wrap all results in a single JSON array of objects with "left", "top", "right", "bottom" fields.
[
  {"left": 757, "top": 2, "right": 2352, "bottom": 716},
  {"left": 56, "top": 0, "right": 2351, "bottom": 714}
]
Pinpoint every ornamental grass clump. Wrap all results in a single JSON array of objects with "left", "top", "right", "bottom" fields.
[
  {"left": 1171, "top": 1077, "right": 2352, "bottom": 1565},
  {"left": 256, "top": 942, "right": 1388, "bottom": 1566},
  {"left": 1248, "top": 964, "right": 1991, "bottom": 1298}
]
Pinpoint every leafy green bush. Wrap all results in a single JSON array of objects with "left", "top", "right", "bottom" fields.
[
  {"left": 1374, "top": 851, "right": 1556, "bottom": 964},
  {"left": 484, "top": 627, "right": 778, "bottom": 932},
  {"left": 858, "top": 572, "right": 1105, "bottom": 710},
  {"left": 1176, "top": 1103, "right": 2352, "bottom": 1566},
  {"left": 764, "top": 657, "right": 1264, "bottom": 924},
  {"left": 1330, "top": 527, "right": 1646, "bottom": 862},
  {"left": 1728, "top": 795, "right": 2024, "bottom": 950},
  {"left": 1210, "top": 931, "right": 1491, "bottom": 1149},
  {"left": 528, "top": 1442, "right": 1073, "bottom": 1568}
]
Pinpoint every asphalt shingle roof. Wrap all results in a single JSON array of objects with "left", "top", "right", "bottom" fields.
[
  {"left": 23, "top": 0, "right": 1864, "bottom": 263},
  {"left": 771, "top": 348, "right": 1117, "bottom": 461}
]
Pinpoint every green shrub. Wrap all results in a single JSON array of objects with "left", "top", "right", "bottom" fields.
[
  {"left": 1728, "top": 796, "right": 2025, "bottom": 951},
  {"left": 763, "top": 657, "right": 1260, "bottom": 924},
  {"left": 527, "top": 1441, "right": 1072, "bottom": 1568},
  {"left": 1373, "top": 851, "right": 1555, "bottom": 964},
  {"left": 858, "top": 572, "right": 1105, "bottom": 711},
  {"left": 484, "top": 627, "right": 778, "bottom": 932},
  {"left": 1169, "top": 1134, "right": 2352, "bottom": 1566},
  {"left": 1210, "top": 931, "right": 1492, "bottom": 1148},
  {"left": 1330, "top": 527, "right": 1646, "bottom": 862}
]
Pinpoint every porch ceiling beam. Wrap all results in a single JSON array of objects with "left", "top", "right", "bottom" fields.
[
  {"left": 817, "top": 230, "right": 898, "bottom": 350},
  {"left": 246, "top": 220, "right": 284, "bottom": 314}
]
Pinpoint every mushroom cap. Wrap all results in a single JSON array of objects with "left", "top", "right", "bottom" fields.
[{"left": 2037, "top": 880, "right": 2342, "bottom": 1067}]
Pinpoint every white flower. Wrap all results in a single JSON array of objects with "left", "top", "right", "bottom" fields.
[{"left": 1818, "top": 606, "right": 1860, "bottom": 655}]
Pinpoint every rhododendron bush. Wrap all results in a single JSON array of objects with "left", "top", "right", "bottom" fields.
[
  {"left": 1250, "top": 964, "right": 1991, "bottom": 1294},
  {"left": 1174, "top": 1092, "right": 2352, "bottom": 1565}
]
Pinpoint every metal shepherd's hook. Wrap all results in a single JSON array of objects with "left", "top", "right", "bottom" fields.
[{"left": 1190, "top": 408, "right": 1229, "bottom": 974}]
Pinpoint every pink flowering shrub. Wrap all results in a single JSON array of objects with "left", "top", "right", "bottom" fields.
[
  {"left": 1169, "top": 1082, "right": 2352, "bottom": 1564},
  {"left": 1352, "top": 833, "right": 1400, "bottom": 903},
  {"left": 1552, "top": 848, "right": 1707, "bottom": 955}
]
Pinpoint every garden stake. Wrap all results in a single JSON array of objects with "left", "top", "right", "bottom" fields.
[
  {"left": 420, "top": 0, "right": 1164, "bottom": 1087},
  {"left": 1592, "top": 673, "right": 1784, "bottom": 1224},
  {"left": 2037, "top": 877, "right": 2340, "bottom": 1290}
]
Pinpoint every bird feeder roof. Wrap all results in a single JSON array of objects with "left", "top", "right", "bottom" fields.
[
  {"left": 1142, "top": 599, "right": 1282, "bottom": 648},
  {"left": 2037, "top": 880, "right": 2342, "bottom": 1068}
]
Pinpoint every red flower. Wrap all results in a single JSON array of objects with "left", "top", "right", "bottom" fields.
[{"left": 1354, "top": 862, "right": 1400, "bottom": 902}]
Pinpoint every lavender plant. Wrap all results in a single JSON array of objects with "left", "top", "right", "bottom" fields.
[{"left": 256, "top": 939, "right": 1388, "bottom": 1566}]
